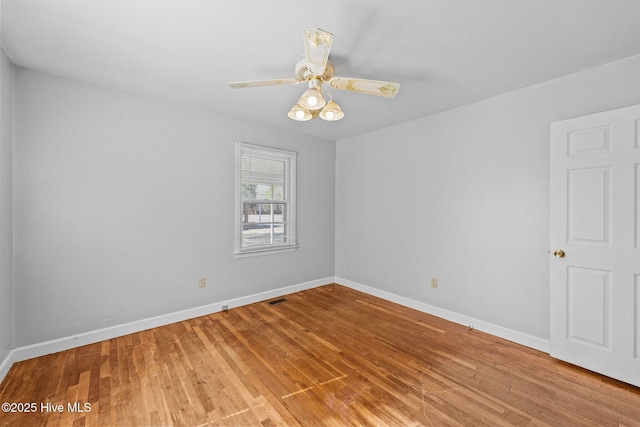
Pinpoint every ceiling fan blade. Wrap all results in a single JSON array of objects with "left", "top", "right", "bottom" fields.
[
  {"left": 303, "top": 28, "right": 333, "bottom": 76},
  {"left": 328, "top": 77, "right": 400, "bottom": 98},
  {"left": 228, "top": 79, "right": 304, "bottom": 89}
]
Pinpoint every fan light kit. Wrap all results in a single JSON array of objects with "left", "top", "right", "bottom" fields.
[{"left": 228, "top": 28, "right": 399, "bottom": 122}]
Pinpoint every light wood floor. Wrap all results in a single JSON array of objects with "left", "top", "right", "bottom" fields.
[{"left": 1, "top": 284, "right": 640, "bottom": 426}]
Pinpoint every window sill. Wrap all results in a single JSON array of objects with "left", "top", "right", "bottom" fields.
[{"left": 234, "top": 245, "right": 298, "bottom": 258}]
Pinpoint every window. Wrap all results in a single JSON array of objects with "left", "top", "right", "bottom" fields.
[{"left": 235, "top": 143, "right": 297, "bottom": 256}]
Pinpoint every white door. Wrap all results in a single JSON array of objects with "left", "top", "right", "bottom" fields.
[{"left": 550, "top": 103, "right": 640, "bottom": 387}]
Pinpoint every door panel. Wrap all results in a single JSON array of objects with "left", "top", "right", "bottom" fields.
[
  {"left": 550, "top": 103, "right": 640, "bottom": 387},
  {"left": 568, "top": 125, "right": 611, "bottom": 156},
  {"left": 636, "top": 163, "right": 640, "bottom": 248},
  {"left": 636, "top": 275, "right": 640, "bottom": 359},
  {"left": 567, "top": 267, "right": 610, "bottom": 348},
  {"left": 567, "top": 167, "right": 610, "bottom": 244}
]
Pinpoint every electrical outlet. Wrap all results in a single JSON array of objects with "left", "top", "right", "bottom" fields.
[
  {"left": 198, "top": 277, "right": 206, "bottom": 288},
  {"left": 430, "top": 277, "right": 438, "bottom": 288}
]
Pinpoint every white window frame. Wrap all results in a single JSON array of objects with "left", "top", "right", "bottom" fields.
[{"left": 235, "top": 142, "right": 297, "bottom": 257}]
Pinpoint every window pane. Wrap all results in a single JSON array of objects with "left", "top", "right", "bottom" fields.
[
  {"left": 242, "top": 183, "right": 258, "bottom": 199},
  {"left": 242, "top": 183, "right": 284, "bottom": 201},
  {"left": 242, "top": 224, "right": 287, "bottom": 247},
  {"left": 242, "top": 203, "right": 286, "bottom": 225}
]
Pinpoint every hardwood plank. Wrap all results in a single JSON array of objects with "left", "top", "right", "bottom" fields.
[{"left": 1, "top": 284, "right": 640, "bottom": 426}]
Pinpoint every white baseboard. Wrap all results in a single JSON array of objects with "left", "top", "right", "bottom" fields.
[
  {"left": 0, "top": 350, "right": 16, "bottom": 384},
  {"left": 1, "top": 277, "right": 333, "bottom": 382},
  {"left": 2, "top": 276, "right": 549, "bottom": 384},
  {"left": 335, "top": 277, "right": 550, "bottom": 353}
]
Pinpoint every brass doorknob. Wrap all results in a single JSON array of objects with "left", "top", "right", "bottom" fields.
[{"left": 553, "top": 249, "right": 565, "bottom": 258}]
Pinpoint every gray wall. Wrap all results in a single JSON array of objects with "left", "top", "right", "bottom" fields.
[
  {"left": 13, "top": 68, "right": 335, "bottom": 347},
  {"left": 0, "top": 49, "right": 13, "bottom": 363},
  {"left": 6, "top": 51, "right": 640, "bottom": 354},
  {"left": 335, "top": 54, "right": 640, "bottom": 340}
]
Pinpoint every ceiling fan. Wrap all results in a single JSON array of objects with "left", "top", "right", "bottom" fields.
[{"left": 228, "top": 28, "right": 400, "bottom": 122}]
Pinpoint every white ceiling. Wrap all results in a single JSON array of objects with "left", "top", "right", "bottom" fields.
[{"left": 3, "top": 0, "right": 640, "bottom": 141}]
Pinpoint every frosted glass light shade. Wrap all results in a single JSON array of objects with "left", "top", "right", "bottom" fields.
[
  {"left": 319, "top": 101, "right": 344, "bottom": 121},
  {"left": 297, "top": 89, "right": 326, "bottom": 111},
  {"left": 288, "top": 104, "right": 312, "bottom": 121}
]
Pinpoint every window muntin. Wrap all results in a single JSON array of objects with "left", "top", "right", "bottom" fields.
[{"left": 236, "top": 143, "right": 296, "bottom": 256}]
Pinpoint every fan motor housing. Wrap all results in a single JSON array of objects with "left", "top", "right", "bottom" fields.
[{"left": 295, "top": 59, "right": 335, "bottom": 82}]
